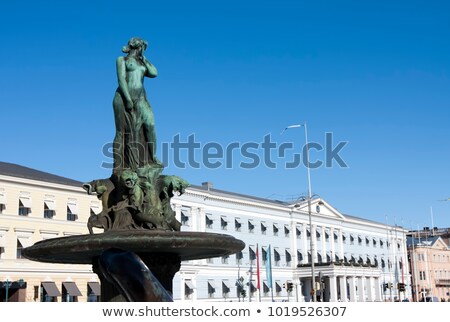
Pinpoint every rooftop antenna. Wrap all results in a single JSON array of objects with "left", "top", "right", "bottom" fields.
[{"left": 430, "top": 206, "right": 435, "bottom": 236}]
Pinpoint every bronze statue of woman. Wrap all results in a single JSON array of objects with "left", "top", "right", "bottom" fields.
[{"left": 112, "top": 37, "right": 158, "bottom": 171}]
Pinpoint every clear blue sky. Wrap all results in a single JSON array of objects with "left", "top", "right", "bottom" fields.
[{"left": 1, "top": 0, "right": 449, "bottom": 228}]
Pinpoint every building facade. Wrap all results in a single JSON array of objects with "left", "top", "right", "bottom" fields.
[
  {"left": 407, "top": 235, "right": 450, "bottom": 302},
  {"left": 0, "top": 162, "right": 101, "bottom": 302},
  {"left": 1, "top": 162, "right": 411, "bottom": 302},
  {"left": 172, "top": 182, "right": 411, "bottom": 302}
]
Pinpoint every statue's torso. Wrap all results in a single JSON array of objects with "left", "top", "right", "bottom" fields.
[{"left": 125, "top": 57, "right": 146, "bottom": 99}]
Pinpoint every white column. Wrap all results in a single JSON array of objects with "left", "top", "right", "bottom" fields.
[
  {"left": 358, "top": 277, "right": 365, "bottom": 302},
  {"left": 339, "top": 276, "right": 348, "bottom": 302},
  {"left": 198, "top": 207, "right": 206, "bottom": 231},
  {"left": 180, "top": 277, "right": 185, "bottom": 301},
  {"left": 330, "top": 228, "right": 335, "bottom": 261},
  {"left": 367, "top": 277, "right": 374, "bottom": 302},
  {"left": 193, "top": 277, "right": 198, "bottom": 301},
  {"left": 302, "top": 224, "right": 308, "bottom": 263},
  {"left": 311, "top": 224, "right": 317, "bottom": 263},
  {"left": 329, "top": 275, "right": 338, "bottom": 302},
  {"left": 321, "top": 226, "right": 327, "bottom": 262},
  {"left": 296, "top": 279, "right": 304, "bottom": 302},
  {"left": 190, "top": 207, "right": 198, "bottom": 231},
  {"left": 292, "top": 222, "right": 298, "bottom": 266},
  {"left": 338, "top": 229, "right": 344, "bottom": 260},
  {"left": 374, "top": 277, "right": 382, "bottom": 301},
  {"left": 349, "top": 276, "right": 357, "bottom": 302},
  {"left": 174, "top": 204, "right": 182, "bottom": 222}
]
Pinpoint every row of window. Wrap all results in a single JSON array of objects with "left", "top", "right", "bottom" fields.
[
  {"left": 418, "top": 270, "right": 450, "bottom": 280},
  {"left": 184, "top": 279, "right": 291, "bottom": 300},
  {"left": 182, "top": 212, "right": 399, "bottom": 250},
  {"left": 19, "top": 198, "right": 79, "bottom": 221},
  {"left": 0, "top": 280, "right": 99, "bottom": 302},
  {"left": 0, "top": 196, "right": 100, "bottom": 221},
  {"left": 211, "top": 246, "right": 393, "bottom": 269},
  {"left": 417, "top": 253, "right": 450, "bottom": 263}
]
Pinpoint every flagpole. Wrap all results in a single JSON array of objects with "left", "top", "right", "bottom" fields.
[
  {"left": 266, "top": 245, "right": 274, "bottom": 302},
  {"left": 256, "top": 243, "right": 261, "bottom": 302}
]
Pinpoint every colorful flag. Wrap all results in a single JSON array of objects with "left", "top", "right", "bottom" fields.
[
  {"left": 266, "top": 245, "right": 273, "bottom": 288},
  {"left": 256, "top": 244, "right": 261, "bottom": 290}
]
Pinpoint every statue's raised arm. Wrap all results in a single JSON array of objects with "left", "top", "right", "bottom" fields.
[{"left": 112, "top": 37, "right": 158, "bottom": 170}]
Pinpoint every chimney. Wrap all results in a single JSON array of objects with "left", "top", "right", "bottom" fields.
[{"left": 202, "top": 182, "right": 213, "bottom": 191}]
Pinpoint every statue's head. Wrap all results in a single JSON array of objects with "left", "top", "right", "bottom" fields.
[
  {"left": 120, "top": 169, "right": 139, "bottom": 189},
  {"left": 83, "top": 179, "right": 109, "bottom": 197},
  {"left": 122, "top": 37, "right": 148, "bottom": 53},
  {"left": 164, "top": 176, "right": 189, "bottom": 196}
]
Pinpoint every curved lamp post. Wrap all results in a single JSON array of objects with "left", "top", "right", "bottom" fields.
[
  {"left": 3, "top": 279, "right": 12, "bottom": 302},
  {"left": 281, "top": 122, "right": 316, "bottom": 302}
]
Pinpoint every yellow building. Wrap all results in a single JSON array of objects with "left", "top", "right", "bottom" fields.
[{"left": 0, "top": 162, "right": 101, "bottom": 302}]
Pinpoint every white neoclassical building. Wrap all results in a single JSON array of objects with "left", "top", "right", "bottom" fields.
[
  {"left": 172, "top": 182, "right": 411, "bottom": 302},
  {"left": 0, "top": 162, "right": 411, "bottom": 302}
]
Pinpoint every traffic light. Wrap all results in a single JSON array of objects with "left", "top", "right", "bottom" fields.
[
  {"left": 287, "top": 282, "right": 294, "bottom": 292},
  {"left": 283, "top": 281, "right": 294, "bottom": 292},
  {"left": 383, "top": 283, "right": 393, "bottom": 291},
  {"left": 398, "top": 283, "right": 406, "bottom": 292},
  {"left": 240, "top": 289, "right": 247, "bottom": 298}
]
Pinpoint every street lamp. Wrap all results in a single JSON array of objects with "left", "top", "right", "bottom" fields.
[
  {"left": 246, "top": 266, "right": 253, "bottom": 302},
  {"left": 3, "top": 279, "right": 12, "bottom": 302},
  {"left": 3, "top": 279, "right": 25, "bottom": 302},
  {"left": 282, "top": 122, "right": 316, "bottom": 302}
]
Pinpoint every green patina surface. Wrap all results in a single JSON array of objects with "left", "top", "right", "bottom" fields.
[{"left": 84, "top": 37, "right": 189, "bottom": 233}]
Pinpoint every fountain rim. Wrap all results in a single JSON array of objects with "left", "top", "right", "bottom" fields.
[{"left": 23, "top": 230, "right": 246, "bottom": 264}]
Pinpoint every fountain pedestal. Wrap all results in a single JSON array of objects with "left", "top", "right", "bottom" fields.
[{"left": 23, "top": 230, "right": 245, "bottom": 301}]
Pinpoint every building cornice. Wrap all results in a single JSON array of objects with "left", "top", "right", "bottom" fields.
[
  {"left": 182, "top": 188, "right": 289, "bottom": 212},
  {"left": 181, "top": 188, "right": 402, "bottom": 233},
  {"left": 0, "top": 174, "right": 85, "bottom": 194}
]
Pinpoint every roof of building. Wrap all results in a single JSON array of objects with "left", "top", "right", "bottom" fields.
[
  {"left": 0, "top": 162, "right": 82, "bottom": 187},
  {"left": 406, "top": 235, "right": 442, "bottom": 247},
  {"left": 343, "top": 213, "right": 391, "bottom": 227},
  {"left": 189, "top": 184, "right": 399, "bottom": 229},
  {"left": 189, "top": 184, "right": 289, "bottom": 207}
]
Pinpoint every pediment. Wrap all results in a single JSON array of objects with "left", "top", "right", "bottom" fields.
[
  {"left": 289, "top": 198, "right": 345, "bottom": 220},
  {"left": 433, "top": 237, "right": 448, "bottom": 249}
]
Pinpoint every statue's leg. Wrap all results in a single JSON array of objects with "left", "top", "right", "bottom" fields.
[
  {"left": 112, "top": 93, "right": 126, "bottom": 170},
  {"left": 139, "top": 100, "right": 157, "bottom": 163}
]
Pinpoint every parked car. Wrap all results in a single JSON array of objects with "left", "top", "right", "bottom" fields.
[{"left": 419, "top": 296, "right": 439, "bottom": 302}]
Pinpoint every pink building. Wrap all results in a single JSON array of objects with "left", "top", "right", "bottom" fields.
[{"left": 408, "top": 235, "right": 450, "bottom": 302}]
